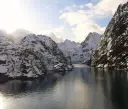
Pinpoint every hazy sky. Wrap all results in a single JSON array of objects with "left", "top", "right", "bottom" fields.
[{"left": 0, "top": 0, "right": 127, "bottom": 42}]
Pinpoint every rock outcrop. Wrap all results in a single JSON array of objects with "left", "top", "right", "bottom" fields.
[{"left": 92, "top": 2, "right": 128, "bottom": 69}]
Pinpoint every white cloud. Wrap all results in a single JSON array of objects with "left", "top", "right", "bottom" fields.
[
  {"left": 85, "top": 3, "right": 94, "bottom": 9},
  {"left": 59, "top": 11, "right": 92, "bottom": 26},
  {"left": 49, "top": 33, "right": 63, "bottom": 43},
  {"left": 59, "top": 9, "right": 105, "bottom": 42},
  {"left": 59, "top": 0, "right": 127, "bottom": 42},
  {"left": 95, "top": 0, "right": 127, "bottom": 15},
  {"left": 72, "top": 23, "right": 105, "bottom": 42},
  {"left": 40, "top": 26, "right": 65, "bottom": 43}
]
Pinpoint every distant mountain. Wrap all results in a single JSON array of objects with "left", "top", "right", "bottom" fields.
[
  {"left": 92, "top": 2, "right": 128, "bottom": 69},
  {"left": 58, "top": 39, "right": 82, "bottom": 63},
  {"left": 81, "top": 32, "right": 102, "bottom": 50},
  {"left": 81, "top": 32, "right": 102, "bottom": 64},
  {"left": 58, "top": 32, "right": 102, "bottom": 63},
  {"left": 0, "top": 32, "right": 73, "bottom": 79}
]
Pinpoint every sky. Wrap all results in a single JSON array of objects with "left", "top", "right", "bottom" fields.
[{"left": 0, "top": 0, "right": 127, "bottom": 42}]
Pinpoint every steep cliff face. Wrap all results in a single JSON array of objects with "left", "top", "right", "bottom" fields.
[
  {"left": 92, "top": 2, "right": 128, "bottom": 69},
  {"left": 0, "top": 33, "right": 73, "bottom": 78}
]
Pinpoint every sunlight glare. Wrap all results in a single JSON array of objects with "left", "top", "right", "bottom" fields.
[
  {"left": 0, "top": 94, "right": 5, "bottom": 109},
  {"left": 0, "top": 0, "right": 29, "bottom": 33}
]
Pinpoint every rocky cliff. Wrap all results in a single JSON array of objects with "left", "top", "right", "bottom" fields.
[
  {"left": 0, "top": 32, "right": 73, "bottom": 79},
  {"left": 92, "top": 2, "right": 128, "bottom": 69}
]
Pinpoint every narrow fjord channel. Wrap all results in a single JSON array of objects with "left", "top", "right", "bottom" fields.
[{"left": 0, "top": 64, "right": 128, "bottom": 109}]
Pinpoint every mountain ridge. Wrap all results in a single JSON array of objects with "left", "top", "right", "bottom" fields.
[{"left": 58, "top": 32, "right": 102, "bottom": 63}]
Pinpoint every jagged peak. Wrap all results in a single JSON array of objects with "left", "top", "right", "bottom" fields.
[
  {"left": 64, "top": 39, "right": 71, "bottom": 42},
  {"left": 63, "top": 39, "right": 79, "bottom": 44},
  {"left": 82, "top": 32, "right": 101, "bottom": 44}
]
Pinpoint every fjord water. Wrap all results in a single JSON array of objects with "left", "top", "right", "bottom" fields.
[{"left": 0, "top": 64, "right": 128, "bottom": 109}]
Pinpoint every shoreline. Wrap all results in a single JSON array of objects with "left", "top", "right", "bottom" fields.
[{"left": 0, "top": 68, "right": 73, "bottom": 84}]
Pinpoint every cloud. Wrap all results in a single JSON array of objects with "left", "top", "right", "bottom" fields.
[
  {"left": 59, "top": 4, "right": 85, "bottom": 13},
  {"left": 59, "top": 10, "right": 92, "bottom": 26},
  {"left": 95, "top": 0, "right": 127, "bottom": 15},
  {"left": 59, "top": 0, "right": 127, "bottom": 42},
  {"left": 49, "top": 33, "right": 63, "bottom": 43},
  {"left": 85, "top": 3, "right": 94, "bottom": 9},
  {"left": 11, "top": 27, "right": 65, "bottom": 43},
  {"left": 59, "top": 9, "right": 105, "bottom": 42},
  {"left": 72, "top": 23, "right": 105, "bottom": 42},
  {"left": 41, "top": 26, "right": 65, "bottom": 43},
  {"left": 11, "top": 29, "right": 32, "bottom": 43}
]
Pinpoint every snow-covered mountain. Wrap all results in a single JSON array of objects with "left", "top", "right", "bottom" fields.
[
  {"left": 58, "top": 32, "right": 102, "bottom": 63},
  {"left": 81, "top": 32, "right": 102, "bottom": 51},
  {"left": 0, "top": 32, "right": 73, "bottom": 79},
  {"left": 92, "top": 2, "right": 128, "bottom": 69},
  {"left": 58, "top": 39, "right": 82, "bottom": 63},
  {"left": 81, "top": 32, "right": 102, "bottom": 63}
]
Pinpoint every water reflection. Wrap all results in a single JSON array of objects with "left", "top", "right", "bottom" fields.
[{"left": 0, "top": 64, "right": 127, "bottom": 109}]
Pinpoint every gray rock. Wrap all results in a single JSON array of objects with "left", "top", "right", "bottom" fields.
[
  {"left": 92, "top": 2, "right": 128, "bottom": 69},
  {"left": 0, "top": 33, "right": 73, "bottom": 78}
]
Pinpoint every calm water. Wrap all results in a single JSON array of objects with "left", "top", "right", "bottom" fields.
[{"left": 0, "top": 64, "right": 128, "bottom": 109}]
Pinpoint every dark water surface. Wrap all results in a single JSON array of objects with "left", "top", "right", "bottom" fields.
[{"left": 0, "top": 64, "right": 128, "bottom": 109}]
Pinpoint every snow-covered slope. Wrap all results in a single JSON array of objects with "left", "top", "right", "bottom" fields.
[
  {"left": 58, "top": 32, "right": 102, "bottom": 63},
  {"left": 0, "top": 33, "right": 73, "bottom": 79},
  {"left": 92, "top": 2, "right": 128, "bottom": 69}
]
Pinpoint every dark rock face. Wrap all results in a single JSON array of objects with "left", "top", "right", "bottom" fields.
[{"left": 92, "top": 2, "right": 128, "bottom": 69}]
